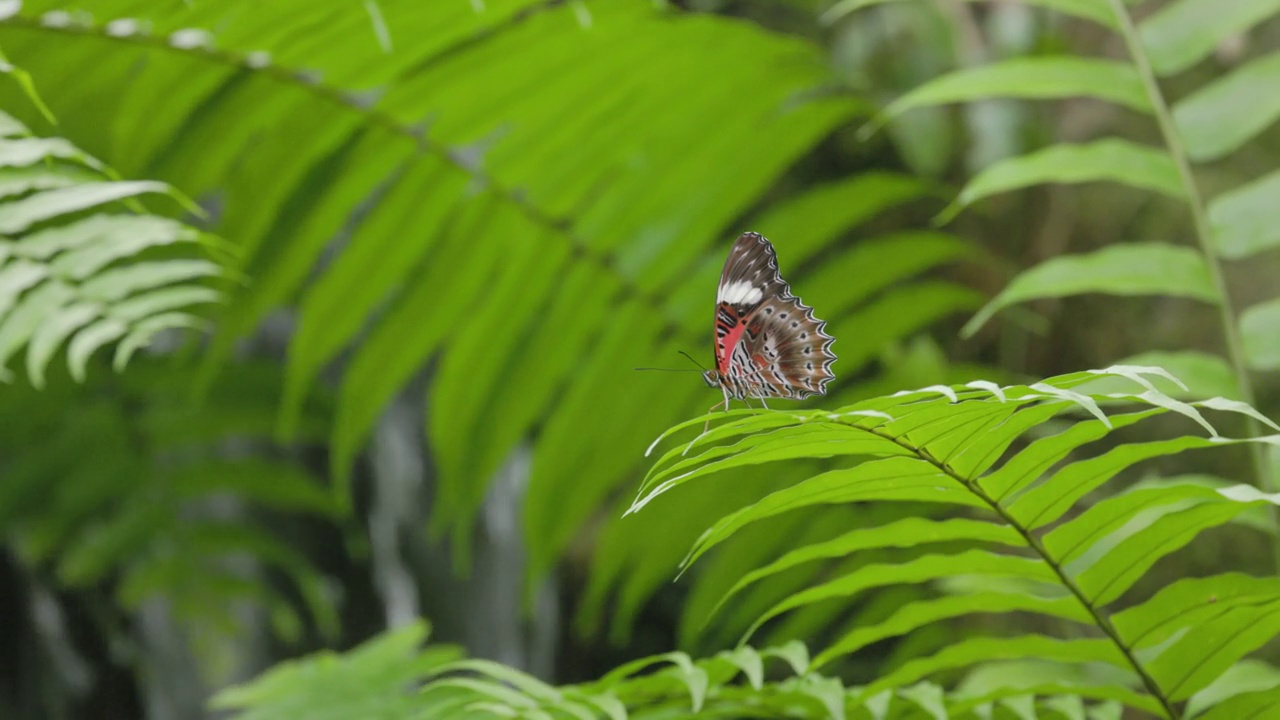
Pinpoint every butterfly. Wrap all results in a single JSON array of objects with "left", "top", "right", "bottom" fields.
[{"left": 702, "top": 232, "right": 836, "bottom": 413}]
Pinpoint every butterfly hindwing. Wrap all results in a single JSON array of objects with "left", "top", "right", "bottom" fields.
[
  {"left": 740, "top": 295, "right": 836, "bottom": 398},
  {"left": 712, "top": 232, "right": 836, "bottom": 400}
]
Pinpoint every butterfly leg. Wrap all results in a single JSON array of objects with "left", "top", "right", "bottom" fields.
[
  {"left": 702, "top": 403, "right": 716, "bottom": 434},
  {"left": 703, "top": 388, "right": 733, "bottom": 434}
]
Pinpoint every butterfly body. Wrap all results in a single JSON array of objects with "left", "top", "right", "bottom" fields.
[{"left": 703, "top": 232, "right": 836, "bottom": 409}]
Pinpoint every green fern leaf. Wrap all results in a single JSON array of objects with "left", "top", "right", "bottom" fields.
[
  {"left": 1208, "top": 169, "right": 1280, "bottom": 260},
  {"left": 641, "top": 368, "right": 1280, "bottom": 715},
  {"left": 962, "top": 244, "right": 1217, "bottom": 337},
  {"left": 1173, "top": 51, "right": 1280, "bottom": 162},
  {"left": 939, "top": 140, "right": 1182, "bottom": 224},
  {"left": 1140, "top": 0, "right": 1280, "bottom": 76},
  {"left": 1240, "top": 298, "right": 1280, "bottom": 371},
  {"left": 0, "top": 109, "right": 224, "bottom": 386},
  {"left": 874, "top": 57, "right": 1152, "bottom": 133}
]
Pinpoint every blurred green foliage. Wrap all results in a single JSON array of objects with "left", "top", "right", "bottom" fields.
[{"left": 3, "top": 0, "right": 1280, "bottom": 718}]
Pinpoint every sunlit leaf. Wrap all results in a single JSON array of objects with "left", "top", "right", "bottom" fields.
[
  {"left": 743, "top": 550, "right": 1057, "bottom": 642},
  {"left": 1148, "top": 598, "right": 1280, "bottom": 701},
  {"left": 0, "top": 181, "right": 172, "bottom": 234},
  {"left": 682, "top": 459, "right": 990, "bottom": 572},
  {"left": 0, "top": 137, "right": 101, "bottom": 170},
  {"left": 857, "top": 636, "right": 1129, "bottom": 698},
  {"left": 979, "top": 410, "right": 1161, "bottom": 501},
  {"left": 1186, "top": 660, "right": 1280, "bottom": 718},
  {"left": 25, "top": 300, "right": 97, "bottom": 388},
  {"left": 1113, "top": 573, "right": 1280, "bottom": 651},
  {"left": 1197, "top": 685, "right": 1280, "bottom": 720},
  {"left": 1113, "top": 351, "right": 1238, "bottom": 400},
  {"left": 707, "top": 515, "right": 1019, "bottom": 616},
  {"left": 1074, "top": 499, "right": 1272, "bottom": 606},
  {"left": 815, "top": 592, "right": 1089, "bottom": 669}
]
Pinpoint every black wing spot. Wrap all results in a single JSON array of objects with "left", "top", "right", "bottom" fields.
[
  {"left": 791, "top": 321, "right": 799, "bottom": 328},
  {"left": 800, "top": 332, "right": 808, "bottom": 339},
  {"left": 803, "top": 347, "right": 811, "bottom": 355},
  {"left": 806, "top": 362, "right": 813, "bottom": 370},
  {"left": 764, "top": 307, "right": 773, "bottom": 315},
  {"left": 779, "top": 313, "right": 788, "bottom": 319}
]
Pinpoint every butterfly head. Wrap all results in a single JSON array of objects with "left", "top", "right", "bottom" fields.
[{"left": 702, "top": 369, "right": 720, "bottom": 388}]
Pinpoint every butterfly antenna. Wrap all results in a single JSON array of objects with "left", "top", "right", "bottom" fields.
[
  {"left": 678, "top": 350, "right": 708, "bottom": 372},
  {"left": 633, "top": 367, "right": 701, "bottom": 372}
]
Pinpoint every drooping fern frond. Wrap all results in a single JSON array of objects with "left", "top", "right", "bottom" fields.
[
  {"left": 637, "top": 366, "right": 1280, "bottom": 718},
  {"left": 0, "top": 108, "right": 226, "bottom": 387},
  {"left": 0, "top": 1, "right": 987, "bottom": 628}
]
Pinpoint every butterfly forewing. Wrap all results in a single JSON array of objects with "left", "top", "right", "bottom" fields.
[{"left": 712, "top": 232, "right": 836, "bottom": 401}]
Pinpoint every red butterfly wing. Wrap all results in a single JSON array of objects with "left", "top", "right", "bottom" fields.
[
  {"left": 713, "top": 232, "right": 783, "bottom": 374},
  {"left": 712, "top": 232, "right": 836, "bottom": 399}
]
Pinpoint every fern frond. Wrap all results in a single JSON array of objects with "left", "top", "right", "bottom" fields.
[
  {"left": 0, "top": 110, "right": 225, "bottom": 386},
  {"left": 217, "top": 619, "right": 1134, "bottom": 719},
  {"left": 639, "top": 366, "right": 1280, "bottom": 716},
  {"left": 0, "top": 3, "right": 984, "bottom": 599},
  {"left": 0, "top": 361, "right": 341, "bottom": 657},
  {"left": 846, "top": 0, "right": 1280, "bottom": 497}
]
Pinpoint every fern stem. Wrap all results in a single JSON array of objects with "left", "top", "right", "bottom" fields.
[
  {"left": 1011, "top": 527, "right": 1178, "bottom": 720},
  {"left": 1105, "top": 0, "right": 1280, "bottom": 573},
  {"left": 868, "top": 427, "right": 1179, "bottom": 720},
  {"left": 1104, "top": 4, "right": 1246, "bottom": 392}
]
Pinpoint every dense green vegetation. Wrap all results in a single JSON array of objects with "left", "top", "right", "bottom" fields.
[{"left": 4, "top": 0, "right": 1280, "bottom": 718}]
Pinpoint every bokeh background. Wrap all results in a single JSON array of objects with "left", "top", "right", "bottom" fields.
[{"left": 1, "top": 0, "right": 1278, "bottom": 718}]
